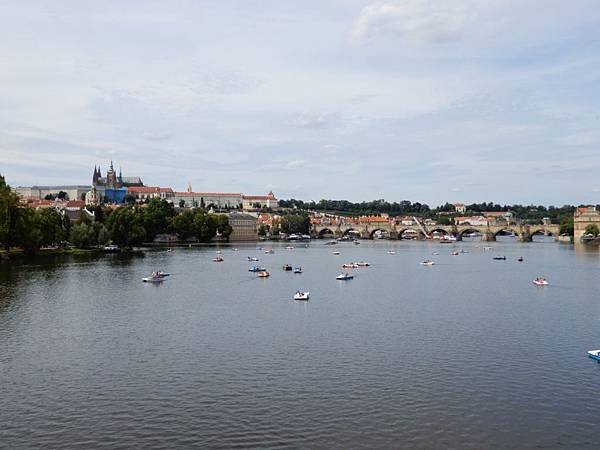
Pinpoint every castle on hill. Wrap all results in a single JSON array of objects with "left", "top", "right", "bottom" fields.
[{"left": 86, "top": 161, "right": 144, "bottom": 205}]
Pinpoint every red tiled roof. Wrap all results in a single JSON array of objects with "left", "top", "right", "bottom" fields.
[
  {"left": 175, "top": 192, "right": 241, "bottom": 197},
  {"left": 66, "top": 200, "right": 85, "bottom": 208}
]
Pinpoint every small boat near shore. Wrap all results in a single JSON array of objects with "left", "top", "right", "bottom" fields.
[
  {"left": 294, "top": 291, "right": 310, "bottom": 301},
  {"left": 213, "top": 256, "right": 224, "bottom": 262},
  {"left": 533, "top": 277, "right": 548, "bottom": 286},
  {"left": 142, "top": 271, "right": 167, "bottom": 283}
]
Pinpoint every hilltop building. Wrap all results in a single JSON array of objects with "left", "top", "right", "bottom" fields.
[{"left": 90, "top": 161, "right": 143, "bottom": 204}]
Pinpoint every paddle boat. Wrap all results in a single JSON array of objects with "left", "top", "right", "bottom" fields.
[
  {"left": 353, "top": 240, "right": 360, "bottom": 245},
  {"left": 336, "top": 273, "right": 354, "bottom": 280},
  {"left": 213, "top": 256, "right": 224, "bottom": 262},
  {"left": 533, "top": 277, "right": 548, "bottom": 286},
  {"left": 493, "top": 256, "right": 506, "bottom": 260},
  {"left": 142, "top": 272, "right": 166, "bottom": 283},
  {"left": 420, "top": 260, "right": 435, "bottom": 266},
  {"left": 517, "top": 256, "right": 524, "bottom": 262},
  {"left": 451, "top": 251, "right": 459, "bottom": 256},
  {"left": 342, "top": 263, "right": 359, "bottom": 269},
  {"left": 332, "top": 251, "right": 340, "bottom": 255},
  {"left": 265, "top": 249, "right": 274, "bottom": 254},
  {"left": 248, "top": 266, "right": 266, "bottom": 272},
  {"left": 215, "top": 250, "right": 221, "bottom": 254},
  {"left": 257, "top": 271, "right": 270, "bottom": 278},
  {"left": 588, "top": 350, "right": 600, "bottom": 361},
  {"left": 155, "top": 271, "right": 170, "bottom": 277},
  {"left": 248, "top": 257, "right": 259, "bottom": 262},
  {"left": 356, "top": 261, "right": 370, "bottom": 267},
  {"left": 293, "top": 267, "right": 303, "bottom": 274},
  {"left": 103, "top": 244, "right": 120, "bottom": 253},
  {"left": 285, "top": 246, "right": 294, "bottom": 250},
  {"left": 282, "top": 264, "right": 293, "bottom": 271},
  {"left": 166, "top": 248, "right": 173, "bottom": 253},
  {"left": 294, "top": 291, "right": 310, "bottom": 301},
  {"left": 387, "top": 251, "right": 396, "bottom": 255}
]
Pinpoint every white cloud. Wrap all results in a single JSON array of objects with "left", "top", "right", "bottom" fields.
[
  {"left": 286, "top": 159, "right": 306, "bottom": 168},
  {"left": 351, "top": 0, "right": 473, "bottom": 43}
]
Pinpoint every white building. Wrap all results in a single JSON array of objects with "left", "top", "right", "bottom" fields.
[{"left": 242, "top": 191, "right": 278, "bottom": 210}]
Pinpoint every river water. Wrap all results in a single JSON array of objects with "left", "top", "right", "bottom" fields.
[{"left": 1, "top": 238, "right": 600, "bottom": 449}]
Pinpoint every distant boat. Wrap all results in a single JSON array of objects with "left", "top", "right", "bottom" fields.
[
  {"left": 533, "top": 277, "right": 548, "bottom": 286},
  {"left": 215, "top": 250, "right": 221, "bottom": 254},
  {"left": 493, "top": 256, "right": 506, "bottom": 260},
  {"left": 387, "top": 251, "right": 396, "bottom": 255},
  {"left": 293, "top": 267, "right": 303, "bottom": 274},
  {"left": 517, "top": 256, "right": 524, "bottom": 262},
  {"left": 432, "top": 251, "right": 440, "bottom": 255},
  {"left": 166, "top": 248, "right": 173, "bottom": 253},
  {"left": 282, "top": 264, "right": 293, "bottom": 271},
  {"left": 336, "top": 273, "right": 354, "bottom": 280},
  {"left": 459, "top": 249, "right": 468, "bottom": 254},
  {"left": 451, "top": 251, "right": 459, "bottom": 256},
  {"left": 248, "top": 257, "right": 259, "bottom": 261},
  {"left": 294, "top": 291, "right": 310, "bottom": 301},
  {"left": 332, "top": 251, "right": 340, "bottom": 255},
  {"left": 420, "top": 260, "right": 435, "bottom": 266},
  {"left": 155, "top": 271, "right": 170, "bottom": 277},
  {"left": 588, "top": 350, "right": 600, "bottom": 361},
  {"left": 213, "top": 256, "right": 224, "bottom": 262},
  {"left": 342, "top": 263, "right": 358, "bottom": 269},
  {"left": 248, "top": 266, "right": 266, "bottom": 272},
  {"left": 285, "top": 246, "right": 294, "bottom": 250},
  {"left": 257, "top": 271, "right": 270, "bottom": 278},
  {"left": 355, "top": 261, "right": 370, "bottom": 267},
  {"left": 354, "top": 240, "right": 360, "bottom": 245},
  {"left": 142, "top": 272, "right": 166, "bottom": 283},
  {"left": 104, "top": 244, "right": 120, "bottom": 252},
  {"left": 265, "top": 249, "right": 274, "bottom": 254}
]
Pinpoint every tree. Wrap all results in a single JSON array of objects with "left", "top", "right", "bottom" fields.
[
  {"left": 15, "top": 208, "right": 43, "bottom": 254},
  {"left": 280, "top": 214, "right": 310, "bottom": 235},
  {"left": 36, "top": 208, "right": 66, "bottom": 247},
  {"left": 257, "top": 224, "right": 268, "bottom": 236},
  {"left": 70, "top": 223, "right": 96, "bottom": 248},
  {"left": 584, "top": 224, "right": 599, "bottom": 237},
  {"left": 559, "top": 216, "right": 574, "bottom": 236},
  {"left": 172, "top": 209, "right": 196, "bottom": 239},
  {"left": 106, "top": 207, "right": 146, "bottom": 248},
  {"left": 213, "top": 214, "right": 232, "bottom": 240},
  {"left": 124, "top": 194, "right": 136, "bottom": 205},
  {"left": 0, "top": 175, "right": 22, "bottom": 252},
  {"left": 139, "top": 199, "right": 175, "bottom": 241},
  {"left": 179, "top": 199, "right": 186, "bottom": 208},
  {"left": 57, "top": 190, "right": 69, "bottom": 200}
]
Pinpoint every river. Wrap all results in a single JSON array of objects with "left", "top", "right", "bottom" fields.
[{"left": 1, "top": 238, "right": 600, "bottom": 449}]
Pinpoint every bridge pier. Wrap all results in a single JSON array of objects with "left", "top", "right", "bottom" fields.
[{"left": 482, "top": 231, "right": 496, "bottom": 242}]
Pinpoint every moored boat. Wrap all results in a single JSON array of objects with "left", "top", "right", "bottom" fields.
[{"left": 257, "top": 271, "right": 270, "bottom": 278}]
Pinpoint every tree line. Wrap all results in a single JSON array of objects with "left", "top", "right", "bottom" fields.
[
  {"left": 279, "top": 198, "right": 578, "bottom": 225},
  {"left": 0, "top": 174, "right": 232, "bottom": 254}
]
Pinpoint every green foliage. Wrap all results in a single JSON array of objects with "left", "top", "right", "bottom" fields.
[
  {"left": 436, "top": 215, "right": 451, "bottom": 225},
  {"left": 178, "top": 199, "right": 186, "bottom": 208},
  {"left": 35, "top": 208, "right": 66, "bottom": 247},
  {"left": 139, "top": 199, "right": 175, "bottom": 241},
  {"left": 172, "top": 209, "right": 196, "bottom": 239},
  {"left": 257, "top": 224, "right": 267, "bottom": 236},
  {"left": 106, "top": 207, "right": 146, "bottom": 248},
  {"left": 15, "top": 208, "right": 43, "bottom": 254},
  {"left": 584, "top": 224, "right": 599, "bottom": 237},
  {"left": 559, "top": 216, "right": 574, "bottom": 236},
  {"left": 280, "top": 214, "right": 310, "bottom": 235},
  {"left": 0, "top": 176, "right": 21, "bottom": 251},
  {"left": 171, "top": 209, "right": 231, "bottom": 241},
  {"left": 70, "top": 223, "right": 97, "bottom": 248}
]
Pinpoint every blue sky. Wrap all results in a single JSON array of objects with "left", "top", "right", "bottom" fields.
[{"left": 1, "top": 0, "right": 600, "bottom": 205}]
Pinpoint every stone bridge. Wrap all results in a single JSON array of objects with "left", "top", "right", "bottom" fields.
[{"left": 312, "top": 222, "right": 560, "bottom": 242}]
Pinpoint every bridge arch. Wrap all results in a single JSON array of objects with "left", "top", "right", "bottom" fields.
[
  {"left": 457, "top": 228, "right": 482, "bottom": 239},
  {"left": 530, "top": 229, "right": 553, "bottom": 237},
  {"left": 398, "top": 228, "right": 426, "bottom": 240},
  {"left": 429, "top": 228, "right": 450, "bottom": 238},
  {"left": 493, "top": 228, "right": 519, "bottom": 238},
  {"left": 318, "top": 227, "right": 335, "bottom": 237},
  {"left": 369, "top": 228, "right": 390, "bottom": 239},
  {"left": 342, "top": 228, "right": 361, "bottom": 237}
]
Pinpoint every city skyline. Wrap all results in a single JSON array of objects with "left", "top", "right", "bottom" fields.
[{"left": 2, "top": 1, "right": 600, "bottom": 205}]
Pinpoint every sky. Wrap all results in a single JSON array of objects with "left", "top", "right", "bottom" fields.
[{"left": 1, "top": 0, "right": 600, "bottom": 206}]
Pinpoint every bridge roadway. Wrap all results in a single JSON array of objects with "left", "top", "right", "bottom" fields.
[{"left": 312, "top": 222, "right": 560, "bottom": 242}]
